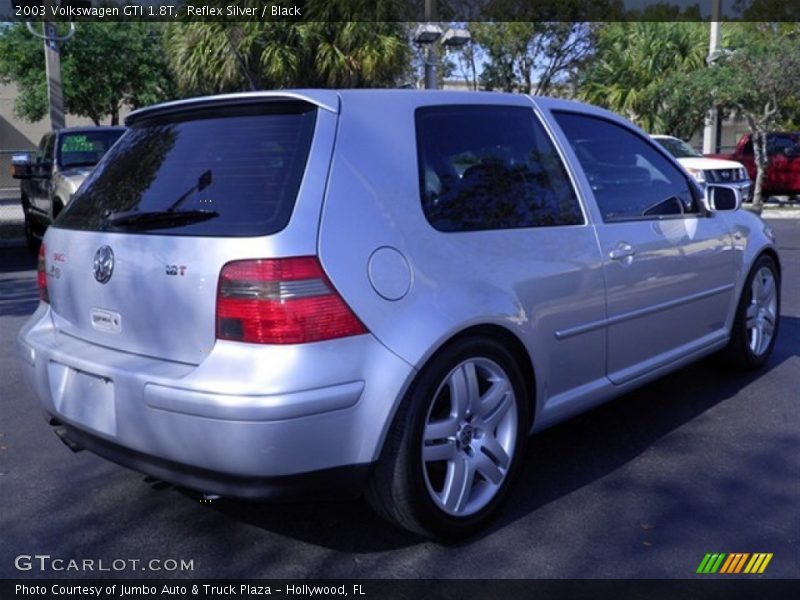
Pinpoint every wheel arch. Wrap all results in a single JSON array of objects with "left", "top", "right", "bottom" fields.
[
  {"left": 444, "top": 324, "right": 537, "bottom": 427},
  {"left": 395, "top": 323, "right": 537, "bottom": 431},
  {"left": 759, "top": 247, "right": 781, "bottom": 280}
]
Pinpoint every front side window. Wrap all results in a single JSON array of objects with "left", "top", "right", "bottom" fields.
[
  {"left": 554, "top": 112, "right": 699, "bottom": 222},
  {"left": 416, "top": 105, "right": 583, "bottom": 232},
  {"left": 37, "top": 135, "right": 54, "bottom": 164}
]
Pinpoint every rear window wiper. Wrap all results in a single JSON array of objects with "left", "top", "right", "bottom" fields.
[{"left": 104, "top": 209, "right": 219, "bottom": 230}]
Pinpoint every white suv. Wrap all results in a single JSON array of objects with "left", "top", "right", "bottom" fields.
[{"left": 652, "top": 134, "right": 752, "bottom": 200}]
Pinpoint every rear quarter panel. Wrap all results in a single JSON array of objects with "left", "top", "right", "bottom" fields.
[{"left": 318, "top": 91, "right": 608, "bottom": 430}]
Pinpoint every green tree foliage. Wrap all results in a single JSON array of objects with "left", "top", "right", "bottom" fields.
[
  {"left": 470, "top": 22, "right": 596, "bottom": 96},
  {"left": 0, "top": 22, "right": 176, "bottom": 125},
  {"left": 578, "top": 22, "right": 708, "bottom": 139},
  {"left": 678, "top": 24, "right": 800, "bottom": 210},
  {"left": 165, "top": 1, "right": 411, "bottom": 94}
]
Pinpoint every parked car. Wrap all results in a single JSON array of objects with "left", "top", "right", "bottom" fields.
[
  {"left": 652, "top": 134, "right": 751, "bottom": 200},
  {"left": 705, "top": 132, "right": 800, "bottom": 198},
  {"left": 17, "top": 91, "right": 780, "bottom": 540},
  {"left": 12, "top": 126, "right": 125, "bottom": 252}
]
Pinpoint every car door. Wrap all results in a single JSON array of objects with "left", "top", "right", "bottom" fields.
[{"left": 552, "top": 111, "right": 737, "bottom": 385}]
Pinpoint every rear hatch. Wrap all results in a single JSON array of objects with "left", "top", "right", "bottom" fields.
[{"left": 44, "top": 94, "right": 337, "bottom": 365}]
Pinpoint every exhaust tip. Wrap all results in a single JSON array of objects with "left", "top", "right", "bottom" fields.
[{"left": 51, "top": 424, "right": 84, "bottom": 453}]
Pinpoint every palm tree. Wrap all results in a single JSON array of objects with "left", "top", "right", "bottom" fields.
[
  {"left": 165, "top": 4, "right": 411, "bottom": 95},
  {"left": 579, "top": 22, "right": 707, "bottom": 138}
]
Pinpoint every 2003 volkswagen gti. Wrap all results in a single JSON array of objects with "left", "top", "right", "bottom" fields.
[{"left": 17, "top": 90, "right": 780, "bottom": 539}]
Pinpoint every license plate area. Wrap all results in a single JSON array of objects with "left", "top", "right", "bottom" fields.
[{"left": 49, "top": 362, "right": 116, "bottom": 436}]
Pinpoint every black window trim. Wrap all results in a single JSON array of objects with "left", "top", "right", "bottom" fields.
[
  {"left": 551, "top": 109, "right": 709, "bottom": 224},
  {"left": 414, "top": 103, "right": 587, "bottom": 234}
]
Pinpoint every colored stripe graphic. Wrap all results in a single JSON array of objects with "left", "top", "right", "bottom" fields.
[
  {"left": 698, "top": 552, "right": 772, "bottom": 574},
  {"left": 744, "top": 553, "right": 773, "bottom": 574},
  {"left": 697, "top": 553, "right": 727, "bottom": 573},
  {"left": 720, "top": 553, "right": 749, "bottom": 573}
]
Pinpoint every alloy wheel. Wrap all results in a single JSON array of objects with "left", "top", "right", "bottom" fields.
[
  {"left": 421, "top": 358, "right": 518, "bottom": 517},
  {"left": 746, "top": 266, "right": 778, "bottom": 357}
]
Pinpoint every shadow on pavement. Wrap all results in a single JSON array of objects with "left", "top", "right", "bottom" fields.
[
  {"left": 0, "top": 245, "right": 36, "bottom": 274},
  {"left": 199, "top": 316, "right": 799, "bottom": 552},
  {"left": 0, "top": 275, "right": 37, "bottom": 317}
]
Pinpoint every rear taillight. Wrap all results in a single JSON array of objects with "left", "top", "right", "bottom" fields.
[
  {"left": 37, "top": 243, "right": 49, "bottom": 304},
  {"left": 216, "top": 257, "right": 367, "bottom": 344}
]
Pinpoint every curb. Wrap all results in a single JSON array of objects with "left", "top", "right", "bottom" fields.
[{"left": 757, "top": 210, "right": 800, "bottom": 220}]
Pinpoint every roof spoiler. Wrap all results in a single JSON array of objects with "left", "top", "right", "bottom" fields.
[{"left": 126, "top": 90, "right": 340, "bottom": 127}]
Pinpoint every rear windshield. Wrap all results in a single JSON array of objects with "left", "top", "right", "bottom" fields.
[
  {"left": 58, "top": 129, "right": 125, "bottom": 169},
  {"left": 56, "top": 103, "right": 317, "bottom": 236}
]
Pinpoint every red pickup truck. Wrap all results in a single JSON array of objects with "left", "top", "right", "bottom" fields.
[{"left": 706, "top": 132, "right": 800, "bottom": 196}]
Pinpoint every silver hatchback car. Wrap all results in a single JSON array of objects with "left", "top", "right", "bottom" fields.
[{"left": 18, "top": 90, "right": 780, "bottom": 539}]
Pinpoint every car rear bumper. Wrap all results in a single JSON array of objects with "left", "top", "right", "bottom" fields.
[
  {"left": 47, "top": 416, "right": 372, "bottom": 500},
  {"left": 17, "top": 304, "right": 415, "bottom": 496}
]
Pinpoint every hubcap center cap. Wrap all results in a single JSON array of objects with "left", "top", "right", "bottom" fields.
[{"left": 457, "top": 424, "right": 474, "bottom": 447}]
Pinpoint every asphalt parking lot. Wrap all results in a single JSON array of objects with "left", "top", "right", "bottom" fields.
[{"left": 1, "top": 220, "right": 798, "bottom": 580}]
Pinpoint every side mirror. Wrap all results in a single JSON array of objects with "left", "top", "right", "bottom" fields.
[
  {"left": 10, "top": 154, "right": 33, "bottom": 179},
  {"left": 704, "top": 184, "right": 742, "bottom": 212},
  {"left": 784, "top": 146, "right": 800, "bottom": 158}
]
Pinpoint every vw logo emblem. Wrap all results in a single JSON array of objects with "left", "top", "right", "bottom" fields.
[
  {"left": 722, "top": 170, "right": 731, "bottom": 179},
  {"left": 93, "top": 246, "right": 114, "bottom": 284}
]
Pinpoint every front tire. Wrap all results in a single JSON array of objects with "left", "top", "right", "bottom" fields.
[
  {"left": 723, "top": 254, "right": 780, "bottom": 369},
  {"left": 366, "top": 337, "right": 529, "bottom": 540}
]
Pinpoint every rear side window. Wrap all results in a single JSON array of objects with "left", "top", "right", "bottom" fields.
[
  {"left": 57, "top": 103, "right": 317, "bottom": 237},
  {"left": 416, "top": 105, "right": 583, "bottom": 232}
]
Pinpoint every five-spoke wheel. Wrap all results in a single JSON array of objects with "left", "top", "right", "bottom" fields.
[
  {"left": 724, "top": 254, "right": 781, "bottom": 369},
  {"left": 366, "top": 336, "right": 528, "bottom": 540},
  {"left": 745, "top": 265, "right": 778, "bottom": 357},
  {"left": 421, "top": 358, "right": 517, "bottom": 517}
]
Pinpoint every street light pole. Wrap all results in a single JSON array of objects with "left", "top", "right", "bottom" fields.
[
  {"left": 424, "top": 0, "right": 438, "bottom": 89},
  {"left": 26, "top": 0, "right": 75, "bottom": 131},
  {"left": 43, "top": 24, "right": 65, "bottom": 130},
  {"left": 702, "top": 0, "right": 722, "bottom": 153}
]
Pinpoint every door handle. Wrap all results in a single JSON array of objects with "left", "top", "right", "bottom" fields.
[{"left": 609, "top": 242, "right": 636, "bottom": 261}]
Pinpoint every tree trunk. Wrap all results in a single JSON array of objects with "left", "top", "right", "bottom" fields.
[
  {"left": 752, "top": 130, "right": 769, "bottom": 213},
  {"left": 469, "top": 51, "right": 478, "bottom": 91}
]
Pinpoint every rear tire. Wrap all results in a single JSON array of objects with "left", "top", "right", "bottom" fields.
[
  {"left": 366, "top": 336, "right": 529, "bottom": 540},
  {"left": 722, "top": 254, "right": 780, "bottom": 369}
]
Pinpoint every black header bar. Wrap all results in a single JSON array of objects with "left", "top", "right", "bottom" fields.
[{"left": 3, "top": 0, "right": 800, "bottom": 23}]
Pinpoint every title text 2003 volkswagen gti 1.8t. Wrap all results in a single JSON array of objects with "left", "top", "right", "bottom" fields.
[{"left": 17, "top": 90, "right": 780, "bottom": 539}]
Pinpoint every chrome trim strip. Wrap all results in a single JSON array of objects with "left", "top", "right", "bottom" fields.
[{"left": 555, "top": 283, "right": 735, "bottom": 340}]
